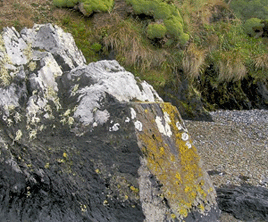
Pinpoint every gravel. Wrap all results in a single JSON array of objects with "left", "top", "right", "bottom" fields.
[{"left": 184, "top": 109, "right": 268, "bottom": 221}]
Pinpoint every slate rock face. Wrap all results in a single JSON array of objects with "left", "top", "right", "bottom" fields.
[{"left": 0, "top": 24, "right": 220, "bottom": 221}]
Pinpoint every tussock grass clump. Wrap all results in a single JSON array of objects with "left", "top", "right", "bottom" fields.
[
  {"left": 212, "top": 50, "right": 247, "bottom": 81},
  {"left": 98, "top": 15, "right": 170, "bottom": 71},
  {"left": 182, "top": 43, "right": 207, "bottom": 79}
]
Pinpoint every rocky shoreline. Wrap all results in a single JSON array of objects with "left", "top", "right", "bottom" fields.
[{"left": 185, "top": 109, "right": 268, "bottom": 221}]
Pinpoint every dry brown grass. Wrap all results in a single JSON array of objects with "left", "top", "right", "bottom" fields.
[
  {"left": 176, "top": 0, "right": 229, "bottom": 34},
  {"left": 96, "top": 13, "right": 171, "bottom": 72},
  {"left": 215, "top": 51, "right": 247, "bottom": 81},
  {"left": 182, "top": 43, "right": 207, "bottom": 79},
  {"left": 0, "top": 0, "right": 56, "bottom": 31},
  {"left": 254, "top": 53, "right": 268, "bottom": 70}
]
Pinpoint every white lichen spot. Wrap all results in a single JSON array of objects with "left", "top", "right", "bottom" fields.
[
  {"left": 109, "top": 123, "right": 120, "bottom": 132},
  {"left": 134, "top": 121, "right": 143, "bottom": 131},
  {"left": 186, "top": 141, "right": 192, "bottom": 149},
  {"left": 14, "top": 112, "right": 21, "bottom": 123},
  {"left": 31, "top": 116, "right": 40, "bottom": 124},
  {"left": 68, "top": 117, "right": 74, "bottom": 125},
  {"left": 155, "top": 113, "right": 172, "bottom": 137},
  {"left": 60, "top": 118, "right": 67, "bottom": 125},
  {"left": 93, "top": 122, "right": 98, "bottom": 127},
  {"left": 8, "top": 104, "right": 15, "bottom": 111},
  {"left": 7, "top": 118, "right": 13, "bottom": 127},
  {"left": 39, "top": 125, "right": 44, "bottom": 131},
  {"left": 44, "top": 113, "right": 50, "bottom": 119},
  {"left": 14, "top": 130, "right": 22, "bottom": 141},
  {"left": 80, "top": 204, "right": 87, "bottom": 212},
  {"left": 181, "top": 132, "right": 189, "bottom": 141},
  {"left": 176, "top": 121, "right": 183, "bottom": 130},
  {"left": 29, "top": 129, "right": 37, "bottom": 140},
  {"left": 63, "top": 109, "right": 71, "bottom": 117},
  {"left": 125, "top": 117, "right": 130, "bottom": 123},
  {"left": 130, "top": 108, "right": 136, "bottom": 119}
]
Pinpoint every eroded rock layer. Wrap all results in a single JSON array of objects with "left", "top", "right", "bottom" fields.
[{"left": 0, "top": 24, "right": 219, "bottom": 221}]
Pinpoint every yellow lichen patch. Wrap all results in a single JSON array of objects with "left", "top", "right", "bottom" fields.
[
  {"left": 134, "top": 102, "right": 216, "bottom": 219},
  {"left": 159, "top": 146, "right": 165, "bottom": 156},
  {"left": 28, "top": 61, "right": 36, "bottom": 71},
  {"left": 71, "top": 84, "right": 79, "bottom": 96},
  {"left": 44, "top": 163, "right": 50, "bottom": 169},
  {"left": 198, "top": 203, "right": 205, "bottom": 212},
  {"left": 130, "top": 185, "right": 139, "bottom": 193},
  {"left": 23, "top": 43, "right": 32, "bottom": 61},
  {"left": 46, "top": 86, "right": 61, "bottom": 111}
]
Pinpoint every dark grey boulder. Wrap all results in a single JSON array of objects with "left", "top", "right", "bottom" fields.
[
  {"left": 216, "top": 184, "right": 268, "bottom": 222},
  {"left": 0, "top": 24, "right": 220, "bottom": 221}
]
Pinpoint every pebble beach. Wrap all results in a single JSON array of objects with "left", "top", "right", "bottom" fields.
[{"left": 185, "top": 109, "right": 268, "bottom": 222}]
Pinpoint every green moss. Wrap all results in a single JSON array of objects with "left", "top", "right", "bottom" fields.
[
  {"left": 126, "top": 0, "right": 188, "bottom": 44},
  {"left": 53, "top": 0, "right": 78, "bottom": 7},
  {"left": 164, "top": 16, "right": 189, "bottom": 43},
  {"left": 147, "top": 23, "right": 167, "bottom": 39},
  {"left": 82, "top": 0, "right": 114, "bottom": 15},
  {"left": 53, "top": 0, "right": 114, "bottom": 15},
  {"left": 91, "top": 43, "right": 102, "bottom": 52},
  {"left": 244, "top": 18, "right": 264, "bottom": 37}
]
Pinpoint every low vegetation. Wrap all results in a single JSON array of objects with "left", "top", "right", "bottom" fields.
[{"left": 0, "top": 0, "right": 267, "bottom": 117}]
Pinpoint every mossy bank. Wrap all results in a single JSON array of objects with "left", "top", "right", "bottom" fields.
[{"left": 1, "top": 0, "right": 267, "bottom": 118}]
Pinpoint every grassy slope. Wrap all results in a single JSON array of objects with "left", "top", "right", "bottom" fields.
[{"left": 1, "top": 0, "right": 268, "bottom": 118}]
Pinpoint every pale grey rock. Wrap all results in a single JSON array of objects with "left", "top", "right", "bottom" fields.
[
  {"left": 20, "top": 23, "right": 86, "bottom": 69},
  {"left": 2, "top": 27, "right": 28, "bottom": 65},
  {"left": 70, "top": 60, "right": 163, "bottom": 126},
  {"left": 138, "top": 158, "right": 171, "bottom": 222}
]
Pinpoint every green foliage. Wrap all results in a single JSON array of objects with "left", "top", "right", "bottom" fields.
[
  {"left": 147, "top": 23, "right": 167, "bottom": 39},
  {"left": 91, "top": 43, "right": 102, "bottom": 52},
  {"left": 53, "top": 0, "right": 114, "bottom": 15},
  {"left": 244, "top": 18, "right": 264, "bottom": 36},
  {"left": 53, "top": 0, "right": 78, "bottom": 7},
  {"left": 229, "top": 0, "right": 268, "bottom": 20},
  {"left": 126, "top": 0, "right": 188, "bottom": 44},
  {"left": 82, "top": 0, "right": 114, "bottom": 15}
]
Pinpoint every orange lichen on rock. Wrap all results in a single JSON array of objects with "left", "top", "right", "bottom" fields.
[{"left": 133, "top": 102, "right": 217, "bottom": 219}]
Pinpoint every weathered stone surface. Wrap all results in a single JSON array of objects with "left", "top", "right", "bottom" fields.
[
  {"left": 216, "top": 184, "right": 268, "bottom": 221},
  {"left": 0, "top": 24, "right": 219, "bottom": 221}
]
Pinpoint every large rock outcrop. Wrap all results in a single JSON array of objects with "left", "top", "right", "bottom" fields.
[{"left": 0, "top": 24, "right": 220, "bottom": 221}]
